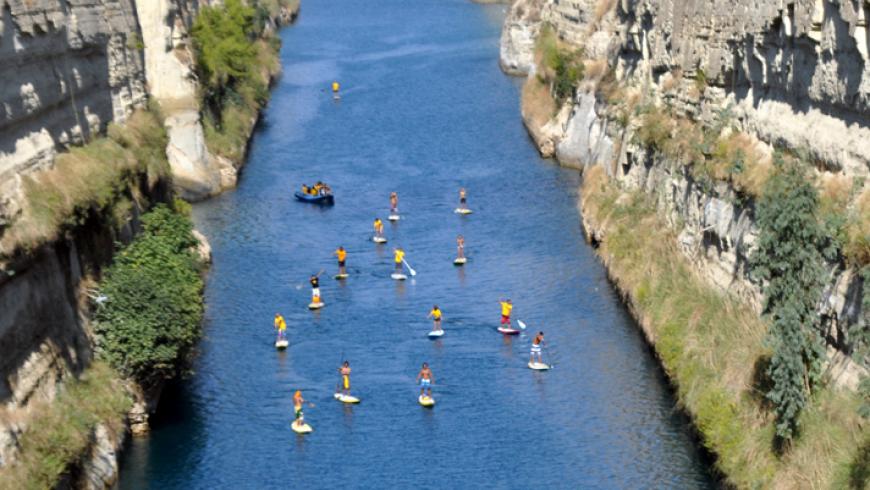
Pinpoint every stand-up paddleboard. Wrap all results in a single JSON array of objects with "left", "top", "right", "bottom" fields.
[
  {"left": 528, "top": 362, "right": 551, "bottom": 371},
  {"left": 292, "top": 421, "right": 313, "bottom": 434},
  {"left": 275, "top": 339, "right": 289, "bottom": 350},
  {"left": 388, "top": 214, "right": 400, "bottom": 221},
  {"left": 428, "top": 330, "right": 445, "bottom": 338},
  {"left": 334, "top": 273, "right": 349, "bottom": 280},
  {"left": 418, "top": 395, "right": 435, "bottom": 407},
  {"left": 333, "top": 94, "right": 341, "bottom": 101},
  {"left": 334, "top": 393, "right": 361, "bottom": 404},
  {"left": 453, "top": 257, "right": 467, "bottom": 266},
  {"left": 308, "top": 301, "right": 325, "bottom": 310},
  {"left": 497, "top": 326, "right": 520, "bottom": 335},
  {"left": 454, "top": 208, "right": 473, "bottom": 215},
  {"left": 391, "top": 273, "right": 407, "bottom": 281},
  {"left": 372, "top": 236, "right": 387, "bottom": 244}
]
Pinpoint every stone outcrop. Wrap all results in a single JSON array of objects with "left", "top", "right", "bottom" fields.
[
  {"left": 507, "top": 0, "right": 868, "bottom": 386},
  {"left": 500, "top": 0, "right": 543, "bottom": 75}
]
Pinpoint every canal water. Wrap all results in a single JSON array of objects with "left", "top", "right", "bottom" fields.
[{"left": 119, "top": 0, "right": 713, "bottom": 487}]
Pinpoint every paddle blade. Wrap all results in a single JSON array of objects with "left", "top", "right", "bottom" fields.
[{"left": 517, "top": 320, "right": 527, "bottom": 330}]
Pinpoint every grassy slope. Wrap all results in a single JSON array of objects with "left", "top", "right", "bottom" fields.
[{"left": 580, "top": 165, "right": 869, "bottom": 488}]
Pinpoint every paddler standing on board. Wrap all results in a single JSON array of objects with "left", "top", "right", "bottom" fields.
[
  {"left": 500, "top": 299, "right": 513, "bottom": 327},
  {"left": 530, "top": 331, "right": 545, "bottom": 365},
  {"left": 427, "top": 305, "right": 443, "bottom": 333},
  {"left": 389, "top": 192, "right": 399, "bottom": 216},
  {"left": 456, "top": 235, "right": 465, "bottom": 260},
  {"left": 293, "top": 390, "right": 306, "bottom": 427},
  {"left": 458, "top": 187, "right": 468, "bottom": 210},
  {"left": 335, "top": 246, "right": 347, "bottom": 277},
  {"left": 274, "top": 313, "right": 287, "bottom": 341},
  {"left": 393, "top": 247, "right": 405, "bottom": 274},
  {"left": 416, "top": 362, "right": 434, "bottom": 398},
  {"left": 338, "top": 361, "right": 352, "bottom": 397},
  {"left": 373, "top": 218, "right": 384, "bottom": 240},
  {"left": 332, "top": 81, "right": 340, "bottom": 99},
  {"left": 310, "top": 273, "right": 322, "bottom": 304}
]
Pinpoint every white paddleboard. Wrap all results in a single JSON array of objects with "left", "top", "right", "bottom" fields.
[
  {"left": 334, "top": 273, "right": 349, "bottom": 280},
  {"left": 334, "top": 393, "right": 361, "bottom": 404},
  {"left": 391, "top": 273, "right": 407, "bottom": 281},
  {"left": 528, "top": 362, "right": 550, "bottom": 371},
  {"left": 308, "top": 302, "right": 325, "bottom": 310},
  {"left": 418, "top": 395, "right": 435, "bottom": 407},
  {"left": 428, "top": 330, "right": 445, "bottom": 338},
  {"left": 454, "top": 208, "right": 473, "bottom": 215},
  {"left": 453, "top": 257, "right": 467, "bottom": 266},
  {"left": 292, "top": 421, "right": 313, "bottom": 434},
  {"left": 372, "top": 236, "right": 387, "bottom": 243},
  {"left": 275, "top": 339, "right": 289, "bottom": 350},
  {"left": 388, "top": 214, "right": 400, "bottom": 221},
  {"left": 497, "top": 327, "right": 520, "bottom": 335}
]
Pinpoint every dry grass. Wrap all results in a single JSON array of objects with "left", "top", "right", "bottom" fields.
[
  {"left": 583, "top": 58, "right": 608, "bottom": 82},
  {"left": 0, "top": 363, "right": 131, "bottom": 490},
  {"left": 1, "top": 110, "right": 169, "bottom": 256},
  {"left": 592, "top": 0, "right": 617, "bottom": 29},
  {"left": 845, "top": 186, "right": 870, "bottom": 267},
  {"left": 661, "top": 68, "right": 683, "bottom": 93},
  {"left": 581, "top": 175, "right": 870, "bottom": 488},
  {"left": 521, "top": 76, "right": 557, "bottom": 129}
]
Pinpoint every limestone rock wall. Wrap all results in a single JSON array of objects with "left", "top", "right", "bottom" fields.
[{"left": 504, "top": 0, "right": 868, "bottom": 386}]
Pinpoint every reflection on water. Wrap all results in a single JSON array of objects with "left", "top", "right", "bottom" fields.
[{"left": 118, "top": 0, "right": 713, "bottom": 487}]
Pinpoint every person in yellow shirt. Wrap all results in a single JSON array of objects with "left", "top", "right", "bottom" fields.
[
  {"left": 335, "top": 246, "right": 347, "bottom": 276},
  {"left": 500, "top": 299, "right": 513, "bottom": 327},
  {"left": 427, "top": 305, "right": 443, "bottom": 332},
  {"left": 393, "top": 247, "right": 405, "bottom": 274},
  {"left": 373, "top": 218, "right": 384, "bottom": 239},
  {"left": 274, "top": 313, "right": 287, "bottom": 340}
]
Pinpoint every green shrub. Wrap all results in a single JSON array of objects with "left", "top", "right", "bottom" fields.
[
  {"left": 94, "top": 204, "right": 204, "bottom": 384},
  {"left": 535, "top": 24, "right": 584, "bottom": 103}
]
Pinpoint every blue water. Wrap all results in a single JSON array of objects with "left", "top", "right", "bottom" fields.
[{"left": 118, "top": 0, "right": 713, "bottom": 487}]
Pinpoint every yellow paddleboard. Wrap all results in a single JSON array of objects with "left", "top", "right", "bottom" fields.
[
  {"left": 418, "top": 395, "right": 435, "bottom": 407},
  {"left": 334, "top": 393, "right": 361, "bottom": 404},
  {"left": 454, "top": 208, "right": 473, "bottom": 215},
  {"left": 309, "top": 302, "right": 325, "bottom": 310},
  {"left": 292, "top": 421, "right": 313, "bottom": 434},
  {"left": 528, "top": 362, "right": 550, "bottom": 371},
  {"left": 453, "top": 257, "right": 467, "bottom": 266},
  {"left": 334, "top": 273, "right": 349, "bottom": 280}
]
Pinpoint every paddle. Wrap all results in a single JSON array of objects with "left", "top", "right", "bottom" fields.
[
  {"left": 517, "top": 320, "right": 527, "bottom": 330},
  {"left": 402, "top": 258, "right": 417, "bottom": 276}
]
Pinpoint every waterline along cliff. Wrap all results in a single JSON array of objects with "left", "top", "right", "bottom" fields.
[
  {"left": 502, "top": 0, "right": 868, "bottom": 486},
  {"left": 0, "top": 0, "right": 298, "bottom": 487}
]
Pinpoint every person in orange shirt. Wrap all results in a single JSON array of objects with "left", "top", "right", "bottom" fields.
[{"left": 335, "top": 246, "right": 347, "bottom": 276}]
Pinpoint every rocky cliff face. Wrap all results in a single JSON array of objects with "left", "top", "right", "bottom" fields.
[
  {"left": 0, "top": 0, "right": 148, "bottom": 224},
  {"left": 503, "top": 0, "right": 868, "bottom": 386}
]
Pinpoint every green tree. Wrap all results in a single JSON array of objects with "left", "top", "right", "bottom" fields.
[{"left": 750, "top": 154, "right": 828, "bottom": 441}]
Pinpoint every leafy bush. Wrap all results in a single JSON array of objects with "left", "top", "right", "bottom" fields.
[
  {"left": 750, "top": 154, "right": 830, "bottom": 442},
  {"left": 94, "top": 204, "right": 204, "bottom": 384},
  {"left": 535, "top": 24, "right": 584, "bottom": 103}
]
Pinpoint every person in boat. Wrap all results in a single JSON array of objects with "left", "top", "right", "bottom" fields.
[
  {"left": 335, "top": 246, "right": 347, "bottom": 276},
  {"left": 500, "top": 299, "right": 513, "bottom": 327},
  {"left": 416, "top": 362, "right": 434, "bottom": 398},
  {"left": 319, "top": 182, "right": 332, "bottom": 196},
  {"left": 310, "top": 273, "right": 321, "bottom": 304},
  {"left": 390, "top": 192, "right": 398, "bottom": 215},
  {"left": 456, "top": 235, "right": 465, "bottom": 260},
  {"left": 458, "top": 187, "right": 467, "bottom": 210},
  {"left": 293, "top": 390, "right": 306, "bottom": 426},
  {"left": 393, "top": 247, "right": 405, "bottom": 274},
  {"left": 274, "top": 313, "right": 287, "bottom": 340},
  {"left": 313, "top": 181, "right": 324, "bottom": 195},
  {"left": 338, "top": 361, "right": 352, "bottom": 396},
  {"left": 427, "top": 305, "right": 443, "bottom": 332},
  {"left": 530, "top": 331, "right": 545, "bottom": 365}
]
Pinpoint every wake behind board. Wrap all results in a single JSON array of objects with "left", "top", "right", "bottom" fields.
[
  {"left": 428, "top": 330, "right": 445, "bottom": 338},
  {"left": 528, "top": 362, "right": 551, "bottom": 371},
  {"left": 388, "top": 214, "right": 400, "bottom": 221},
  {"left": 292, "top": 422, "right": 313, "bottom": 434},
  {"left": 453, "top": 257, "right": 467, "bottom": 266},
  {"left": 334, "top": 393, "right": 361, "bottom": 404},
  {"left": 418, "top": 395, "right": 435, "bottom": 407},
  {"left": 275, "top": 339, "right": 289, "bottom": 350},
  {"left": 308, "top": 302, "right": 325, "bottom": 310},
  {"left": 497, "top": 326, "right": 520, "bottom": 335},
  {"left": 391, "top": 273, "right": 407, "bottom": 281},
  {"left": 372, "top": 236, "right": 387, "bottom": 244},
  {"left": 334, "top": 273, "right": 349, "bottom": 280},
  {"left": 454, "top": 208, "right": 473, "bottom": 215}
]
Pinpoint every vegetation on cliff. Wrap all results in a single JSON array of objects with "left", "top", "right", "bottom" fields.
[
  {"left": 581, "top": 165, "right": 868, "bottom": 488},
  {"left": 0, "top": 109, "right": 170, "bottom": 257},
  {"left": 533, "top": 25, "right": 584, "bottom": 105},
  {"left": 0, "top": 363, "right": 131, "bottom": 489},
  {"left": 192, "top": 0, "right": 285, "bottom": 163},
  {"left": 93, "top": 203, "right": 205, "bottom": 385}
]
